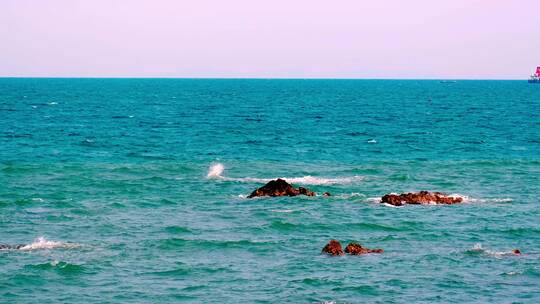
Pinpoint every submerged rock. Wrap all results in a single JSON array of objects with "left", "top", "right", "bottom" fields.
[
  {"left": 381, "top": 191, "right": 463, "bottom": 206},
  {"left": 247, "top": 179, "right": 317, "bottom": 198},
  {"left": 0, "top": 244, "right": 25, "bottom": 250},
  {"left": 344, "top": 242, "right": 383, "bottom": 255},
  {"left": 322, "top": 240, "right": 344, "bottom": 256}
]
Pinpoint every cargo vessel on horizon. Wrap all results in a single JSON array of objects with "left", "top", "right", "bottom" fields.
[{"left": 529, "top": 66, "right": 540, "bottom": 83}]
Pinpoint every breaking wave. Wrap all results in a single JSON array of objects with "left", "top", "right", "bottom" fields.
[
  {"left": 206, "top": 163, "right": 363, "bottom": 185},
  {"left": 18, "top": 237, "right": 80, "bottom": 251}
]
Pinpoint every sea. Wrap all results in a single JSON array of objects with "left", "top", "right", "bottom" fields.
[{"left": 0, "top": 78, "right": 539, "bottom": 303}]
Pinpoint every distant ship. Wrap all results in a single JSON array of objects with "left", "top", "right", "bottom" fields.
[{"left": 529, "top": 66, "right": 540, "bottom": 83}]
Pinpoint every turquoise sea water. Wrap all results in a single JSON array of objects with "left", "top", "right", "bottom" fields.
[{"left": 1, "top": 78, "right": 539, "bottom": 303}]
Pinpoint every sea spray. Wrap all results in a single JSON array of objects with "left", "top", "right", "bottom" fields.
[{"left": 206, "top": 163, "right": 225, "bottom": 179}]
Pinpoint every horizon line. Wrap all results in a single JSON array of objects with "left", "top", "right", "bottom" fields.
[{"left": 0, "top": 76, "right": 527, "bottom": 81}]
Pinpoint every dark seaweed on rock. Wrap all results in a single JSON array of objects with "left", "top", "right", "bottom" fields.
[{"left": 247, "top": 179, "right": 317, "bottom": 198}]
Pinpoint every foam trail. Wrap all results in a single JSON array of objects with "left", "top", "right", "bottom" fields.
[
  {"left": 448, "top": 195, "right": 513, "bottom": 204},
  {"left": 207, "top": 163, "right": 364, "bottom": 185},
  {"left": 18, "top": 237, "right": 79, "bottom": 251}
]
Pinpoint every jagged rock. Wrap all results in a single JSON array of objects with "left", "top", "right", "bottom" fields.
[
  {"left": 322, "top": 240, "right": 344, "bottom": 256},
  {"left": 247, "top": 179, "right": 317, "bottom": 198},
  {"left": 344, "top": 242, "right": 383, "bottom": 255},
  {"left": 381, "top": 191, "right": 463, "bottom": 206}
]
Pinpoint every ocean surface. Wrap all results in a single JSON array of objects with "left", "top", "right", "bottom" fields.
[{"left": 1, "top": 78, "right": 539, "bottom": 303}]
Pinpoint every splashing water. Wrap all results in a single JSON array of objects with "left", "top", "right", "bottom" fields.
[{"left": 207, "top": 163, "right": 225, "bottom": 179}]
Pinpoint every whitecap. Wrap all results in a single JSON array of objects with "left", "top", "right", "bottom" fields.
[
  {"left": 469, "top": 243, "right": 519, "bottom": 258},
  {"left": 366, "top": 197, "right": 382, "bottom": 203},
  {"left": 18, "top": 237, "right": 79, "bottom": 251}
]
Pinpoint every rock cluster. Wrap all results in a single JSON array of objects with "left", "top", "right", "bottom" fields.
[
  {"left": 381, "top": 191, "right": 463, "bottom": 206},
  {"left": 248, "top": 179, "right": 325, "bottom": 198},
  {"left": 322, "top": 240, "right": 383, "bottom": 256}
]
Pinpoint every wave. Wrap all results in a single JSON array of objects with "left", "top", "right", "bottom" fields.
[
  {"left": 156, "top": 237, "right": 277, "bottom": 250},
  {"left": 26, "top": 260, "right": 86, "bottom": 274},
  {"left": 18, "top": 237, "right": 80, "bottom": 251},
  {"left": 206, "top": 163, "right": 364, "bottom": 185},
  {"left": 467, "top": 243, "right": 520, "bottom": 258}
]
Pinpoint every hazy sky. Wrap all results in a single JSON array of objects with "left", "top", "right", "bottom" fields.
[{"left": 1, "top": 0, "right": 539, "bottom": 79}]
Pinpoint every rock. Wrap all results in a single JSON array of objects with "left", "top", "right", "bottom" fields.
[
  {"left": 298, "top": 187, "right": 316, "bottom": 197},
  {"left": 322, "top": 240, "right": 344, "bottom": 256},
  {"left": 381, "top": 191, "right": 463, "bottom": 206},
  {"left": 344, "top": 242, "right": 383, "bottom": 255},
  {"left": 381, "top": 194, "right": 403, "bottom": 206},
  {"left": 512, "top": 249, "right": 521, "bottom": 255},
  {"left": 247, "top": 179, "right": 316, "bottom": 198},
  {"left": 0, "top": 244, "right": 25, "bottom": 250},
  {"left": 323, "top": 192, "right": 332, "bottom": 197}
]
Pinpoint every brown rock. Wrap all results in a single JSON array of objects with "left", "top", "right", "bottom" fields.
[
  {"left": 322, "top": 240, "right": 344, "bottom": 256},
  {"left": 512, "top": 249, "right": 521, "bottom": 255},
  {"left": 381, "top": 194, "right": 403, "bottom": 206},
  {"left": 298, "top": 187, "right": 316, "bottom": 197},
  {"left": 344, "top": 242, "right": 383, "bottom": 255},
  {"left": 381, "top": 191, "right": 463, "bottom": 206},
  {"left": 247, "top": 179, "right": 317, "bottom": 198}
]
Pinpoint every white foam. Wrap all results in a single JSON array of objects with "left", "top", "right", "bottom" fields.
[
  {"left": 469, "top": 243, "right": 518, "bottom": 258},
  {"left": 18, "top": 237, "right": 78, "bottom": 251},
  {"left": 366, "top": 197, "right": 381, "bottom": 203},
  {"left": 207, "top": 163, "right": 364, "bottom": 185},
  {"left": 450, "top": 195, "right": 513, "bottom": 204},
  {"left": 383, "top": 203, "right": 403, "bottom": 208}
]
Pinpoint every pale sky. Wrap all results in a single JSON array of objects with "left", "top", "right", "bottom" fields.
[{"left": 1, "top": 0, "right": 539, "bottom": 79}]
